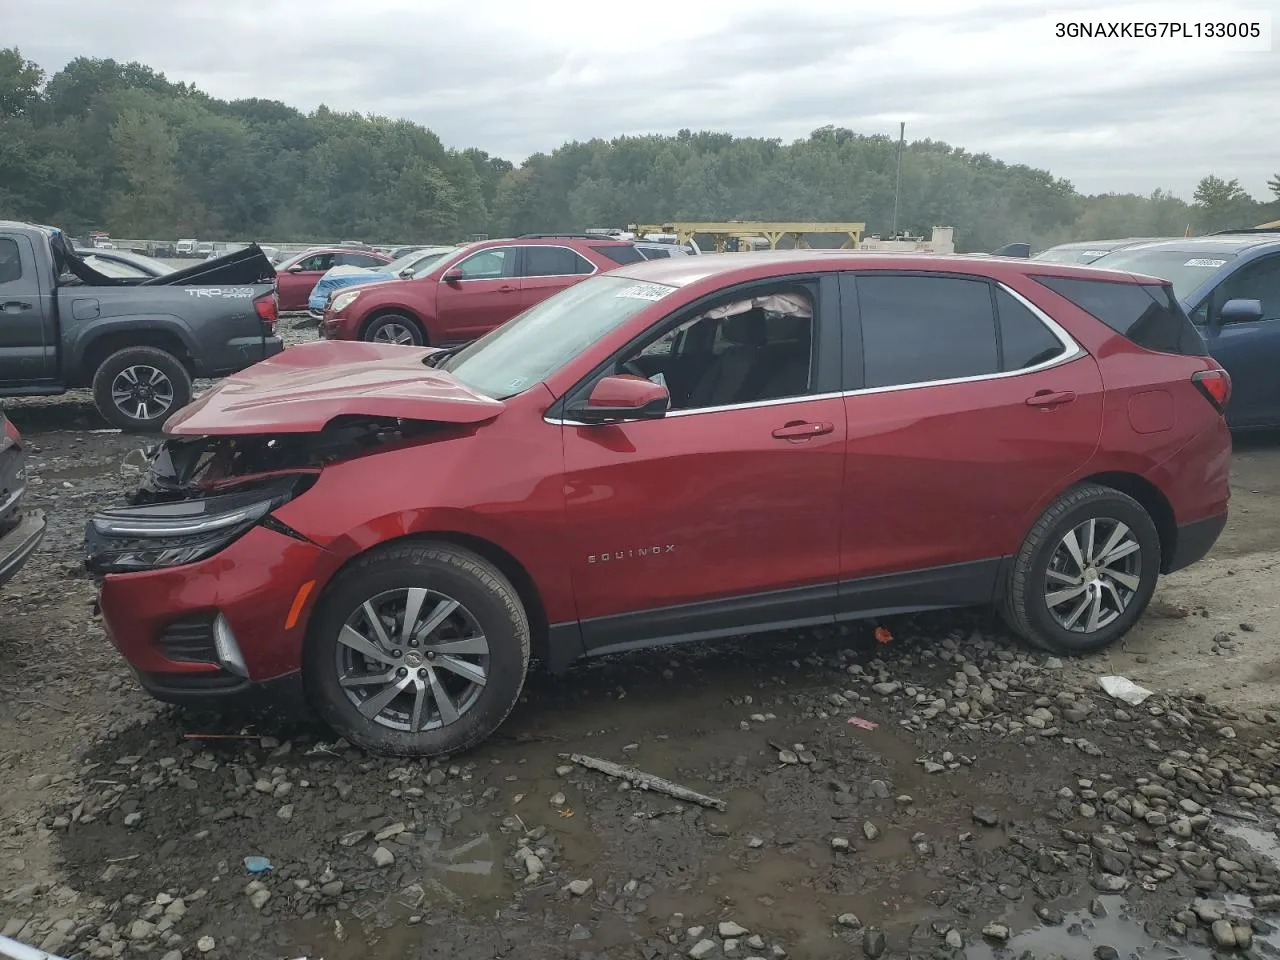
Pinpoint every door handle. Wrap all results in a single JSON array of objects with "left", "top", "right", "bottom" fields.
[
  {"left": 498, "top": 284, "right": 517, "bottom": 293},
  {"left": 772, "top": 420, "right": 834, "bottom": 439},
  {"left": 1, "top": 301, "right": 33, "bottom": 311},
  {"left": 1026, "top": 390, "right": 1076, "bottom": 408}
]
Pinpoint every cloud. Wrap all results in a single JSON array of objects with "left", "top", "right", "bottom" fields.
[{"left": 4, "top": 0, "right": 1277, "bottom": 198}]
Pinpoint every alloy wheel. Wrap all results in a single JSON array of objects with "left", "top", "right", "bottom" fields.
[
  {"left": 372, "top": 322, "right": 416, "bottom": 345},
  {"left": 335, "top": 587, "right": 489, "bottom": 732},
  {"left": 110, "top": 365, "right": 176, "bottom": 422},
  {"left": 1043, "top": 517, "right": 1142, "bottom": 633}
]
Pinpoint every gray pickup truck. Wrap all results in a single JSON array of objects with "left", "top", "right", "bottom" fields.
[{"left": 0, "top": 221, "right": 283, "bottom": 430}]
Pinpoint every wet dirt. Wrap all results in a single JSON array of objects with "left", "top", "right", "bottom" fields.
[{"left": 4, "top": 352, "right": 1280, "bottom": 959}]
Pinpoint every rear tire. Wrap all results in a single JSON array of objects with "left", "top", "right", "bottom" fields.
[
  {"left": 304, "top": 542, "right": 530, "bottom": 757},
  {"left": 91, "top": 346, "right": 193, "bottom": 432},
  {"left": 363, "top": 314, "right": 425, "bottom": 346},
  {"left": 1001, "top": 483, "right": 1161, "bottom": 654}
]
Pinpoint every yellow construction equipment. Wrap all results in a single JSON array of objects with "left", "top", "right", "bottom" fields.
[{"left": 629, "top": 221, "right": 866, "bottom": 253}]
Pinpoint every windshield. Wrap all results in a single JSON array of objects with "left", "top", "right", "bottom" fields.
[
  {"left": 442, "top": 274, "right": 677, "bottom": 399},
  {"left": 1089, "top": 248, "right": 1238, "bottom": 301},
  {"left": 406, "top": 251, "right": 453, "bottom": 278}
]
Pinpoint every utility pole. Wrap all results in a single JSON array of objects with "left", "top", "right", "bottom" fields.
[{"left": 891, "top": 122, "right": 905, "bottom": 237}]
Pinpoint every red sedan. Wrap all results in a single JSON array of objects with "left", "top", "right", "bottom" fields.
[{"left": 275, "top": 247, "right": 393, "bottom": 311}]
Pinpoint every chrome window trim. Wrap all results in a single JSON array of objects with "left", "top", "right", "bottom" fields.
[
  {"left": 515, "top": 244, "right": 600, "bottom": 280},
  {"left": 544, "top": 280, "right": 1083, "bottom": 426}
]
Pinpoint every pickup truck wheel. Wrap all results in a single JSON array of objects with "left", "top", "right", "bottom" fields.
[
  {"left": 364, "top": 314, "right": 424, "bottom": 346},
  {"left": 304, "top": 542, "right": 530, "bottom": 757},
  {"left": 91, "top": 346, "right": 193, "bottom": 432}
]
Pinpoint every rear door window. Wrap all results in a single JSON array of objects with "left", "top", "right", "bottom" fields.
[
  {"left": 1033, "top": 275, "right": 1207, "bottom": 355},
  {"left": 522, "top": 246, "right": 593, "bottom": 277},
  {"left": 854, "top": 274, "right": 999, "bottom": 388}
]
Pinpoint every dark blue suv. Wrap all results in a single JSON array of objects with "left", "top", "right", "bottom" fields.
[{"left": 1090, "top": 232, "right": 1280, "bottom": 430}]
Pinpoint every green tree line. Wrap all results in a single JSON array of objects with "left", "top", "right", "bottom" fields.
[{"left": 2, "top": 48, "right": 1277, "bottom": 252}]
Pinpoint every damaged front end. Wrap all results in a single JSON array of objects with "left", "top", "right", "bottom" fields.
[{"left": 85, "top": 416, "right": 436, "bottom": 575}]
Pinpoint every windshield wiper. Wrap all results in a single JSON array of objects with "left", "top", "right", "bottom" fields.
[{"left": 423, "top": 345, "right": 463, "bottom": 369}]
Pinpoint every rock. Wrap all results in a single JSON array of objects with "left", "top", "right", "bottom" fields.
[
  {"left": 249, "top": 888, "right": 271, "bottom": 910},
  {"left": 373, "top": 846, "right": 395, "bottom": 868},
  {"left": 550, "top": 792, "right": 567, "bottom": 806},
  {"left": 719, "top": 922, "right": 750, "bottom": 938},
  {"left": 689, "top": 938, "right": 718, "bottom": 959},
  {"left": 1091, "top": 874, "right": 1129, "bottom": 892},
  {"left": 320, "top": 880, "right": 344, "bottom": 897},
  {"left": 972, "top": 807, "right": 999, "bottom": 827},
  {"left": 196, "top": 936, "right": 215, "bottom": 953},
  {"left": 945, "top": 929, "right": 963, "bottom": 948},
  {"left": 123, "top": 812, "right": 143, "bottom": 827},
  {"left": 872, "top": 682, "right": 900, "bottom": 696},
  {"left": 863, "top": 927, "right": 886, "bottom": 957},
  {"left": 567, "top": 879, "right": 593, "bottom": 896},
  {"left": 374, "top": 822, "right": 405, "bottom": 841},
  {"left": 778, "top": 750, "right": 799, "bottom": 765},
  {"left": 161, "top": 951, "right": 182, "bottom": 960},
  {"left": 1094, "top": 947, "right": 1119, "bottom": 960},
  {"left": 277, "top": 804, "right": 294, "bottom": 822},
  {"left": 569, "top": 924, "right": 591, "bottom": 941},
  {"left": 862, "top": 821, "right": 880, "bottom": 841},
  {"left": 1220, "top": 726, "right": 1237, "bottom": 739},
  {"left": 524, "top": 853, "right": 545, "bottom": 877},
  {"left": 982, "top": 923, "right": 1010, "bottom": 942},
  {"left": 836, "top": 913, "right": 862, "bottom": 928},
  {"left": 128, "top": 920, "right": 156, "bottom": 941},
  {"left": 425, "top": 768, "right": 446, "bottom": 786},
  {"left": 1211, "top": 919, "right": 1237, "bottom": 948},
  {"left": 338, "top": 830, "right": 367, "bottom": 847}
]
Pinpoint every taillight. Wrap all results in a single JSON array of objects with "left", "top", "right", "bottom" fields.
[
  {"left": 2, "top": 418, "right": 18, "bottom": 444},
  {"left": 254, "top": 291, "right": 278, "bottom": 332},
  {"left": 1192, "top": 368, "right": 1231, "bottom": 414}
]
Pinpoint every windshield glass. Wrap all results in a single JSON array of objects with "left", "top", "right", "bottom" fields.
[
  {"left": 1089, "top": 248, "right": 1238, "bottom": 300},
  {"left": 442, "top": 274, "right": 677, "bottom": 399},
  {"left": 407, "top": 251, "right": 452, "bottom": 278}
]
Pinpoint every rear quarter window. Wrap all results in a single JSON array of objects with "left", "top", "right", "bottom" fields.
[
  {"left": 1032, "top": 275, "right": 1208, "bottom": 356},
  {"left": 591, "top": 244, "right": 645, "bottom": 265}
]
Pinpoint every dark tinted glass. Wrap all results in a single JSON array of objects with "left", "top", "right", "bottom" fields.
[
  {"left": 1034, "top": 275, "right": 1207, "bottom": 356},
  {"left": 0, "top": 239, "right": 23, "bottom": 284},
  {"left": 857, "top": 275, "right": 999, "bottom": 388},
  {"left": 638, "top": 247, "right": 671, "bottom": 260},
  {"left": 591, "top": 243, "right": 644, "bottom": 265},
  {"left": 995, "top": 288, "right": 1066, "bottom": 370},
  {"left": 524, "top": 246, "right": 584, "bottom": 277},
  {"left": 1213, "top": 255, "right": 1280, "bottom": 322}
]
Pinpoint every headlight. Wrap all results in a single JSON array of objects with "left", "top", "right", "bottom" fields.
[
  {"left": 330, "top": 289, "right": 362, "bottom": 313},
  {"left": 84, "top": 478, "right": 306, "bottom": 574}
]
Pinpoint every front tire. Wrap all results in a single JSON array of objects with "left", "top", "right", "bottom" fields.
[
  {"left": 363, "top": 314, "right": 424, "bottom": 346},
  {"left": 91, "top": 346, "right": 193, "bottom": 432},
  {"left": 304, "top": 542, "right": 530, "bottom": 757},
  {"left": 1001, "top": 483, "right": 1161, "bottom": 654}
]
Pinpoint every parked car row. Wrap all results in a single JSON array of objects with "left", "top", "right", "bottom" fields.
[{"left": 83, "top": 247, "right": 1233, "bottom": 757}]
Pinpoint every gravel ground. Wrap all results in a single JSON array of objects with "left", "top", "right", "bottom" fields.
[{"left": 3, "top": 328, "right": 1280, "bottom": 960}]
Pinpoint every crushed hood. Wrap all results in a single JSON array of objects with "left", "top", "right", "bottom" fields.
[{"left": 163, "top": 340, "right": 505, "bottom": 435}]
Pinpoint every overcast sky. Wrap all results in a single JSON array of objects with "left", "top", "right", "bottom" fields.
[{"left": 4, "top": 0, "right": 1277, "bottom": 199}]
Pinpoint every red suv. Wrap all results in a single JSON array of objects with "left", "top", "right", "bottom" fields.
[
  {"left": 276, "top": 247, "right": 393, "bottom": 311},
  {"left": 318, "top": 235, "right": 644, "bottom": 346},
  {"left": 86, "top": 252, "right": 1231, "bottom": 757}
]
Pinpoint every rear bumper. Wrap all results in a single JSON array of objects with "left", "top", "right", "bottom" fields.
[
  {"left": 0, "top": 510, "right": 46, "bottom": 588},
  {"left": 1166, "top": 513, "right": 1227, "bottom": 574}
]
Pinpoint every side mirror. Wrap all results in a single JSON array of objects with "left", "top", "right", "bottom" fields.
[
  {"left": 1219, "top": 298, "right": 1264, "bottom": 325},
  {"left": 287, "top": 264, "right": 304, "bottom": 273},
  {"left": 398, "top": 268, "right": 414, "bottom": 279},
  {"left": 442, "top": 267, "right": 464, "bottom": 283},
  {"left": 569, "top": 375, "right": 669, "bottom": 423}
]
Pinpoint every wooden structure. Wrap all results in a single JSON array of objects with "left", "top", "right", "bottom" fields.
[{"left": 629, "top": 221, "right": 866, "bottom": 253}]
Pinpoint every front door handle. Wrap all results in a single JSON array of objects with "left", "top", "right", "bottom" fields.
[
  {"left": 498, "top": 284, "right": 517, "bottom": 293},
  {"left": 1026, "top": 390, "right": 1076, "bottom": 408},
  {"left": 1, "top": 301, "right": 33, "bottom": 311},
  {"left": 772, "top": 420, "right": 834, "bottom": 440}
]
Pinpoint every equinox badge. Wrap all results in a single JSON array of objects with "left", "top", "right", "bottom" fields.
[{"left": 587, "top": 544, "right": 675, "bottom": 564}]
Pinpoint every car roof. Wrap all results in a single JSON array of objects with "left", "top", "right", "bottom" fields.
[
  {"left": 605, "top": 249, "right": 1171, "bottom": 289},
  {"left": 1100, "top": 234, "right": 1280, "bottom": 256},
  {"left": 1040, "top": 237, "right": 1158, "bottom": 252}
]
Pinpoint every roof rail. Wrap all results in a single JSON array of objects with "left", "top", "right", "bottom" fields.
[
  {"left": 517, "top": 232, "right": 624, "bottom": 241},
  {"left": 1209, "top": 227, "right": 1280, "bottom": 235}
]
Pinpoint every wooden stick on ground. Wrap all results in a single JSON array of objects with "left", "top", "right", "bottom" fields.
[{"left": 559, "top": 753, "right": 727, "bottom": 812}]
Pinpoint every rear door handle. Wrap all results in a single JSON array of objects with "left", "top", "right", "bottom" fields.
[
  {"left": 772, "top": 420, "right": 834, "bottom": 439},
  {"left": 1026, "top": 390, "right": 1076, "bottom": 408}
]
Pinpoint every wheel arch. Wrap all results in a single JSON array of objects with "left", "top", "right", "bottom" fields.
[
  {"left": 1074, "top": 471, "right": 1177, "bottom": 573},
  {"left": 75, "top": 325, "right": 196, "bottom": 387},
  {"left": 358, "top": 308, "right": 429, "bottom": 344},
  {"left": 307, "top": 530, "right": 552, "bottom": 664}
]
